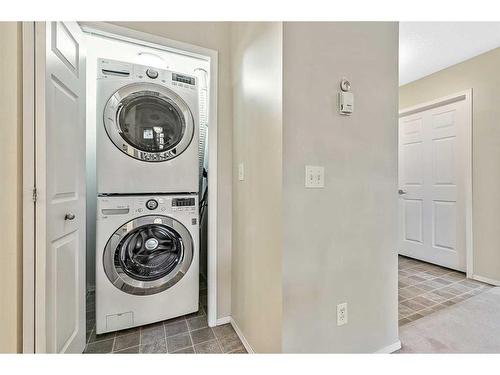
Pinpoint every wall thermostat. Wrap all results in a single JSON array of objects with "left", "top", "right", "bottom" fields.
[{"left": 338, "top": 91, "right": 354, "bottom": 115}]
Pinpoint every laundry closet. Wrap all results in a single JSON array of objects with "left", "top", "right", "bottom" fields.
[{"left": 84, "top": 29, "right": 211, "bottom": 335}]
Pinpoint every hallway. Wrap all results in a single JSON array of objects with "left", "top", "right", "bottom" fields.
[{"left": 398, "top": 256, "right": 491, "bottom": 326}]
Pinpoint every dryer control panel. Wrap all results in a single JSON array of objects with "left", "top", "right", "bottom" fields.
[{"left": 98, "top": 58, "right": 197, "bottom": 91}]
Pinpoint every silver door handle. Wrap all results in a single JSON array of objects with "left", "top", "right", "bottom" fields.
[
  {"left": 398, "top": 189, "right": 407, "bottom": 195},
  {"left": 65, "top": 213, "right": 76, "bottom": 221}
]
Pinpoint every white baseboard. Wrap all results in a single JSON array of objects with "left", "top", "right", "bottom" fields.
[
  {"left": 220, "top": 317, "right": 402, "bottom": 354},
  {"left": 216, "top": 316, "right": 231, "bottom": 326},
  {"left": 375, "top": 340, "right": 401, "bottom": 354},
  {"left": 230, "top": 317, "right": 254, "bottom": 354},
  {"left": 472, "top": 274, "right": 500, "bottom": 287}
]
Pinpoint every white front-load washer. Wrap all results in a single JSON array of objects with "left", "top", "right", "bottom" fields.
[
  {"left": 95, "top": 194, "right": 199, "bottom": 334},
  {"left": 96, "top": 58, "right": 199, "bottom": 194}
]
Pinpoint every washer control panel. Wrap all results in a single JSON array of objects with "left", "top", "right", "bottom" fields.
[
  {"left": 135, "top": 197, "right": 168, "bottom": 214},
  {"left": 98, "top": 195, "right": 198, "bottom": 219},
  {"left": 172, "top": 197, "right": 195, "bottom": 207},
  {"left": 146, "top": 69, "right": 159, "bottom": 79},
  {"left": 146, "top": 199, "right": 159, "bottom": 210}
]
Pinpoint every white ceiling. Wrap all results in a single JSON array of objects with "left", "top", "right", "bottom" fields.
[{"left": 399, "top": 22, "right": 500, "bottom": 85}]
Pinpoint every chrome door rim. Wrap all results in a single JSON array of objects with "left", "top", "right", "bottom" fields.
[
  {"left": 103, "top": 215, "right": 194, "bottom": 295},
  {"left": 103, "top": 82, "right": 195, "bottom": 162}
]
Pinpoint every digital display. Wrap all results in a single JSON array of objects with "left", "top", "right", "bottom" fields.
[
  {"left": 172, "top": 198, "right": 195, "bottom": 207},
  {"left": 172, "top": 73, "right": 196, "bottom": 86}
]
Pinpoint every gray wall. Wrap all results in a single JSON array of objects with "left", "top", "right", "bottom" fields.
[
  {"left": 282, "top": 22, "right": 400, "bottom": 352},
  {"left": 400, "top": 47, "right": 500, "bottom": 284},
  {"left": 231, "top": 22, "right": 283, "bottom": 353}
]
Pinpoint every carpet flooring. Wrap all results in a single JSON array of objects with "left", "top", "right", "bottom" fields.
[{"left": 398, "top": 287, "right": 500, "bottom": 353}]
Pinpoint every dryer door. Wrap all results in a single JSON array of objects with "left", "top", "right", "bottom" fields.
[
  {"left": 104, "top": 82, "right": 195, "bottom": 162},
  {"left": 103, "top": 215, "right": 194, "bottom": 295}
]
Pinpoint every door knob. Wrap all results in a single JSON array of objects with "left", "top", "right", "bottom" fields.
[
  {"left": 398, "top": 189, "right": 407, "bottom": 195},
  {"left": 65, "top": 213, "right": 76, "bottom": 220}
]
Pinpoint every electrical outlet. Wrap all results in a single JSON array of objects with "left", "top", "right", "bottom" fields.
[
  {"left": 337, "top": 302, "right": 348, "bottom": 326},
  {"left": 305, "top": 165, "right": 325, "bottom": 188}
]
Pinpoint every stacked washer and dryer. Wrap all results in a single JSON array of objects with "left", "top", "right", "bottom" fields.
[{"left": 95, "top": 58, "right": 200, "bottom": 334}]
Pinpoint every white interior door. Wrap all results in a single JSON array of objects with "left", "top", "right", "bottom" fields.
[
  {"left": 35, "top": 21, "right": 86, "bottom": 353},
  {"left": 398, "top": 93, "right": 471, "bottom": 272}
]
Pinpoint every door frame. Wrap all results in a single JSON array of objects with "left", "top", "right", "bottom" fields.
[
  {"left": 22, "top": 21, "right": 220, "bottom": 352},
  {"left": 399, "top": 89, "right": 473, "bottom": 277},
  {"left": 22, "top": 21, "right": 36, "bottom": 353}
]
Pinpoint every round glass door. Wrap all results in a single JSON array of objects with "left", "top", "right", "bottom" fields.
[
  {"left": 103, "top": 215, "right": 194, "bottom": 295},
  {"left": 104, "top": 82, "right": 195, "bottom": 162}
]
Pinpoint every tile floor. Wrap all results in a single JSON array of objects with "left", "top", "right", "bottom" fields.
[
  {"left": 85, "top": 257, "right": 491, "bottom": 353},
  {"left": 84, "top": 276, "right": 246, "bottom": 354},
  {"left": 398, "top": 255, "right": 492, "bottom": 326}
]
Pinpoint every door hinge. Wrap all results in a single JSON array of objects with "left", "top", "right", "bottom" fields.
[{"left": 32, "top": 187, "right": 38, "bottom": 203}]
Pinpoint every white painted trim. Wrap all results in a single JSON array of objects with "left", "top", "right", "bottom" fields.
[
  {"left": 375, "top": 340, "right": 402, "bottom": 354},
  {"left": 79, "top": 22, "right": 211, "bottom": 63},
  {"left": 399, "top": 90, "right": 469, "bottom": 116},
  {"left": 72, "top": 22, "right": 220, "bottom": 326},
  {"left": 230, "top": 318, "right": 254, "bottom": 354},
  {"left": 399, "top": 90, "right": 473, "bottom": 276},
  {"left": 472, "top": 274, "right": 500, "bottom": 287},
  {"left": 34, "top": 21, "right": 48, "bottom": 353},
  {"left": 22, "top": 21, "right": 36, "bottom": 354},
  {"left": 463, "top": 89, "right": 474, "bottom": 279},
  {"left": 206, "top": 53, "right": 219, "bottom": 329},
  {"left": 216, "top": 316, "right": 231, "bottom": 326}
]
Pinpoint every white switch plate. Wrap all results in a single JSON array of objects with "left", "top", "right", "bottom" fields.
[
  {"left": 238, "top": 162, "right": 245, "bottom": 181},
  {"left": 305, "top": 165, "right": 325, "bottom": 188},
  {"left": 337, "top": 302, "right": 348, "bottom": 326}
]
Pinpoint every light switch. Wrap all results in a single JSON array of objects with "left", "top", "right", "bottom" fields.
[
  {"left": 238, "top": 162, "right": 245, "bottom": 181},
  {"left": 305, "top": 165, "right": 325, "bottom": 188}
]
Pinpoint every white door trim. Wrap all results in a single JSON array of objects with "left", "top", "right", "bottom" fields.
[
  {"left": 22, "top": 21, "right": 36, "bottom": 354},
  {"left": 399, "top": 89, "right": 473, "bottom": 277},
  {"left": 22, "top": 22, "right": 220, "bottom": 351}
]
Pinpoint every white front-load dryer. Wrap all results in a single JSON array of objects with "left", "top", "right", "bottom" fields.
[
  {"left": 95, "top": 194, "right": 199, "bottom": 334},
  {"left": 96, "top": 58, "right": 199, "bottom": 194}
]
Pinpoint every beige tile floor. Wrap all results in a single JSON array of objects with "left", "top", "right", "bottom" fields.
[
  {"left": 84, "top": 277, "right": 246, "bottom": 354},
  {"left": 398, "top": 255, "right": 492, "bottom": 326},
  {"left": 85, "top": 257, "right": 491, "bottom": 353}
]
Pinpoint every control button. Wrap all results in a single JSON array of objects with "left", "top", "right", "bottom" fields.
[
  {"left": 146, "top": 199, "right": 159, "bottom": 210},
  {"left": 146, "top": 69, "right": 159, "bottom": 79}
]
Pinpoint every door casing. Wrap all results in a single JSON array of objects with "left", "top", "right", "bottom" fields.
[{"left": 398, "top": 89, "right": 473, "bottom": 277}]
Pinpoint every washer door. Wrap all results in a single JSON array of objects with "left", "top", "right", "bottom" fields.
[
  {"left": 103, "top": 215, "right": 194, "bottom": 295},
  {"left": 104, "top": 82, "right": 195, "bottom": 162}
]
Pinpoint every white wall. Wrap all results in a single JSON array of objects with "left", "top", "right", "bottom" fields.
[
  {"left": 0, "top": 21, "right": 22, "bottom": 353},
  {"left": 281, "top": 22, "right": 400, "bottom": 352},
  {"left": 109, "top": 22, "right": 233, "bottom": 319},
  {"left": 85, "top": 33, "right": 209, "bottom": 292},
  {"left": 230, "top": 22, "right": 283, "bottom": 353},
  {"left": 400, "top": 47, "right": 500, "bottom": 284}
]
